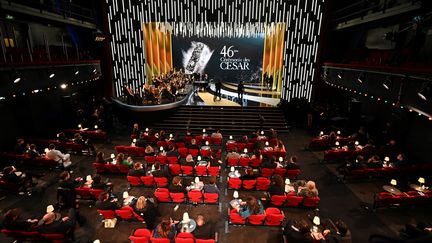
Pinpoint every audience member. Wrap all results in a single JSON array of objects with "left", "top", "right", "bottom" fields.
[
  {"left": 240, "top": 168, "right": 256, "bottom": 181},
  {"left": 91, "top": 174, "right": 112, "bottom": 191},
  {"left": 153, "top": 217, "right": 178, "bottom": 241},
  {"left": 393, "top": 153, "right": 408, "bottom": 167},
  {"left": 151, "top": 162, "right": 170, "bottom": 178},
  {"left": 95, "top": 192, "right": 120, "bottom": 210},
  {"left": 268, "top": 175, "right": 286, "bottom": 196},
  {"left": 367, "top": 155, "right": 383, "bottom": 169},
  {"left": 128, "top": 162, "right": 147, "bottom": 177},
  {"left": 169, "top": 176, "right": 187, "bottom": 194},
  {"left": 14, "top": 139, "right": 27, "bottom": 155},
  {"left": 193, "top": 215, "right": 216, "bottom": 240},
  {"left": 145, "top": 145, "right": 155, "bottom": 156},
  {"left": 37, "top": 209, "right": 76, "bottom": 235},
  {"left": 283, "top": 219, "right": 314, "bottom": 243},
  {"left": 166, "top": 145, "right": 179, "bottom": 158},
  {"left": 187, "top": 139, "right": 200, "bottom": 149},
  {"left": 182, "top": 154, "right": 195, "bottom": 166},
  {"left": 323, "top": 219, "right": 352, "bottom": 243},
  {"left": 45, "top": 144, "right": 72, "bottom": 168},
  {"left": 285, "top": 156, "right": 300, "bottom": 170},
  {"left": 1, "top": 208, "right": 38, "bottom": 231},
  {"left": 130, "top": 196, "right": 160, "bottom": 229},
  {"left": 298, "top": 181, "right": 319, "bottom": 198},
  {"left": 95, "top": 151, "right": 108, "bottom": 164},
  {"left": 27, "top": 144, "right": 41, "bottom": 158},
  {"left": 211, "top": 129, "right": 223, "bottom": 139},
  {"left": 237, "top": 196, "right": 264, "bottom": 218},
  {"left": 203, "top": 176, "right": 219, "bottom": 194},
  {"left": 132, "top": 123, "right": 140, "bottom": 137}
]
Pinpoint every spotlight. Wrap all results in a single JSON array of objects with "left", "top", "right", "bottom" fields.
[
  {"left": 12, "top": 70, "right": 21, "bottom": 83},
  {"left": 357, "top": 73, "right": 365, "bottom": 83},
  {"left": 74, "top": 67, "right": 79, "bottom": 75},
  {"left": 382, "top": 76, "right": 393, "bottom": 90},
  {"left": 337, "top": 71, "right": 343, "bottom": 79},
  {"left": 49, "top": 72, "right": 55, "bottom": 79},
  {"left": 60, "top": 83, "right": 67, "bottom": 89},
  {"left": 418, "top": 83, "right": 431, "bottom": 101}
]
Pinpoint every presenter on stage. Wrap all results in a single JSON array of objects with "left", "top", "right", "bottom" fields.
[
  {"left": 214, "top": 79, "right": 222, "bottom": 101},
  {"left": 237, "top": 81, "right": 244, "bottom": 102}
]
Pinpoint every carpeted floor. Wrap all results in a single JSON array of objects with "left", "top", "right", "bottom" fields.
[{"left": 0, "top": 125, "right": 429, "bottom": 243}]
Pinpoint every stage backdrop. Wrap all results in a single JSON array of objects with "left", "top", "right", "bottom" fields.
[{"left": 172, "top": 36, "right": 264, "bottom": 84}]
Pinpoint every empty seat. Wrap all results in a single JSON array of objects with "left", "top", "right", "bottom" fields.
[
  {"left": 264, "top": 207, "right": 284, "bottom": 226},
  {"left": 228, "top": 178, "right": 242, "bottom": 190}
]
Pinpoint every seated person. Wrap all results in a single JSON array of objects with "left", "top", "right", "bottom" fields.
[
  {"left": 135, "top": 138, "right": 147, "bottom": 148},
  {"left": 285, "top": 156, "right": 300, "bottom": 170},
  {"left": 225, "top": 150, "right": 240, "bottom": 160},
  {"left": 130, "top": 196, "right": 160, "bottom": 230},
  {"left": 169, "top": 176, "right": 187, "bottom": 194},
  {"left": 283, "top": 219, "right": 314, "bottom": 243},
  {"left": 269, "top": 128, "right": 278, "bottom": 139},
  {"left": 166, "top": 145, "right": 179, "bottom": 158},
  {"left": 91, "top": 174, "right": 112, "bottom": 191},
  {"left": 132, "top": 123, "right": 140, "bottom": 137},
  {"left": 157, "top": 130, "right": 167, "bottom": 141},
  {"left": 193, "top": 215, "right": 216, "bottom": 240},
  {"left": 298, "top": 181, "right": 319, "bottom": 198},
  {"left": 115, "top": 153, "right": 133, "bottom": 167},
  {"left": 393, "top": 153, "right": 409, "bottom": 167},
  {"left": 95, "top": 151, "right": 109, "bottom": 164},
  {"left": 208, "top": 156, "right": 222, "bottom": 167},
  {"left": 58, "top": 171, "right": 79, "bottom": 190},
  {"left": 351, "top": 155, "right": 366, "bottom": 170},
  {"left": 73, "top": 133, "right": 96, "bottom": 153},
  {"left": 275, "top": 140, "right": 286, "bottom": 151},
  {"left": 95, "top": 192, "right": 120, "bottom": 210},
  {"left": 268, "top": 175, "right": 286, "bottom": 196},
  {"left": 400, "top": 221, "right": 432, "bottom": 240},
  {"left": 27, "top": 144, "right": 41, "bottom": 158},
  {"left": 181, "top": 154, "right": 195, "bottom": 166},
  {"left": 238, "top": 135, "right": 248, "bottom": 143},
  {"left": 37, "top": 209, "right": 76, "bottom": 234},
  {"left": 187, "top": 139, "right": 200, "bottom": 150},
  {"left": 1, "top": 208, "right": 38, "bottom": 231},
  {"left": 45, "top": 144, "right": 72, "bottom": 168},
  {"left": 128, "top": 162, "right": 147, "bottom": 177},
  {"left": 153, "top": 217, "right": 178, "bottom": 240},
  {"left": 237, "top": 196, "right": 264, "bottom": 218},
  {"left": 261, "top": 155, "right": 277, "bottom": 169},
  {"left": 203, "top": 176, "right": 219, "bottom": 194},
  {"left": 240, "top": 168, "right": 256, "bottom": 181},
  {"left": 211, "top": 129, "right": 223, "bottom": 139},
  {"left": 2, "top": 166, "right": 28, "bottom": 186},
  {"left": 14, "top": 139, "right": 27, "bottom": 155},
  {"left": 367, "top": 155, "right": 383, "bottom": 168},
  {"left": 151, "top": 162, "right": 170, "bottom": 178},
  {"left": 323, "top": 219, "right": 352, "bottom": 243},
  {"left": 144, "top": 145, "right": 155, "bottom": 156},
  {"left": 56, "top": 132, "right": 68, "bottom": 142}
]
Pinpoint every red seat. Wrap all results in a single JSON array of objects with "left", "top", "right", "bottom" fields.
[
  {"left": 242, "top": 180, "right": 257, "bottom": 190},
  {"left": 134, "top": 229, "right": 152, "bottom": 237},
  {"left": 118, "top": 164, "right": 130, "bottom": 174},
  {"left": 169, "top": 164, "right": 182, "bottom": 175},
  {"left": 200, "top": 149, "right": 211, "bottom": 157},
  {"left": 176, "top": 232, "right": 195, "bottom": 243},
  {"left": 229, "top": 209, "right": 246, "bottom": 224},
  {"left": 212, "top": 137, "right": 222, "bottom": 145},
  {"left": 237, "top": 143, "right": 246, "bottom": 151},
  {"left": 188, "top": 190, "right": 203, "bottom": 203},
  {"left": 75, "top": 187, "right": 91, "bottom": 200},
  {"left": 129, "top": 235, "right": 150, "bottom": 243},
  {"left": 264, "top": 207, "right": 285, "bottom": 226},
  {"left": 156, "top": 155, "right": 168, "bottom": 165},
  {"left": 194, "top": 136, "right": 203, "bottom": 145},
  {"left": 195, "top": 166, "right": 207, "bottom": 176},
  {"left": 154, "top": 188, "right": 171, "bottom": 202},
  {"left": 145, "top": 156, "right": 156, "bottom": 164},
  {"left": 93, "top": 163, "right": 106, "bottom": 173},
  {"left": 227, "top": 157, "right": 238, "bottom": 167},
  {"left": 176, "top": 142, "right": 186, "bottom": 148},
  {"left": 270, "top": 195, "right": 286, "bottom": 206},
  {"left": 196, "top": 239, "right": 216, "bottom": 243},
  {"left": 135, "top": 147, "right": 147, "bottom": 157},
  {"left": 105, "top": 164, "right": 120, "bottom": 173},
  {"left": 116, "top": 206, "right": 139, "bottom": 220},
  {"left": 286, "top": 169, "right": 301, "bottom": 179},
  {"left": 167, "top": 156, "right": 179, "bottom": 164},
  {"left": 125, "top": 147, "right": 138, "bottom": 156},
  {"left": 97, "top": 209, "right": 116, "bottom": 219},
  {"left": 285, "top": 195, "right": 304, "bottom": 207},
  {"left": 181, "top": 165, "right": 194, "bottom": 176},
  {"left": 89, "top": 189, "right": 105, "bottom": 200},
  {"left": 248, "top": 214, "right": 266, "bottom": 225},
  {"left": 178, "top": 147, "right": 188, "bottom": 157},
  {"left": 207, "top": 167, "right": 220, "bottom": 176},
  {"left": 274, "top": 168, "right": 287, "bottom": 178},
  {"left": 228, "top": 178, "right": 242, "bottom": 189},
  {"left": 151, "top": 237, "right": 171, "bottom": 243},
  {"left": 170, "top": 192, "right": 186, "bottom": 203},
  {"left": 140, "top": 176, "right": 155, "bottom": 186},
  {"left": 239, "top": 157, "right": 250, "bottom": 167},
  {"left": 250, "top": 158, "right": 262, "bottom": 168},
  {"left": 1, "top": 229, "right": 41, "bottom": 242},
  {"left": 261, "top": 168, "right": 274, "bottom": 177},
  {"left": 226, "top": 142, "right": 237, "bottom": 152},
  {"left": 127, "top": 176, "right": 142, "bottom": 186},
  {"left": 256, "top": 177, "right": 270, "bottom": 190},
  {"left": 154, "top": 177, "right": 169, "bottom": 188},
  {"left": 41, "top": 233, "right": 65, "bottom": 243},
  {"left": 157, "top": 141, "right": 167, "bottom": 149},
  {"left": 203, "top": 193, "right": 219, "bottom": 204},
  {"left": 115, "top": 145, "right": 127, "bottom": 154},
  {"left": 188, "top": 149, "right": 199, "bottom": 157},
  {"left": 303, "top": 197, "right": 320, "bottom": 207}
]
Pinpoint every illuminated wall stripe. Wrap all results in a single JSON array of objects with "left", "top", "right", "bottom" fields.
[{"left": 106, "top": 0, "right": 324, "bottom": 101}]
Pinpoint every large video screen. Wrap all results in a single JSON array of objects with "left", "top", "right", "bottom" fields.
[{"left": 172, "top": 36, "right": 265, "bottom": 83}]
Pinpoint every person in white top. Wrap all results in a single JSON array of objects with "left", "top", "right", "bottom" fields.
[{"left": 45, "top": 144, "right": 72, "bottom": 168}]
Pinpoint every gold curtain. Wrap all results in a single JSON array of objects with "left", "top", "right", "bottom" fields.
[
  {"left": 262, "top": 23, "right": 286, "bottom": 93},
  {"left": 142, "top": 23, "right": 173, "bottom": 84}
]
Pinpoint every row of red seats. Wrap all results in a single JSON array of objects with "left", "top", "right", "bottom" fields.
[
  {"left": 115, "top": 146, "right": 214, "bottom": 158},
  {"left": 63, "top": 129, "right": 108, "bottom": 140},
  {"left": 97, "top": 206, "right": 143, "bottom": 222},
  {"left": 229, "top": 207, "right": 285, "bottom": 226},
  {"left": 269, "top": 193, "right": 320, "bottom": 208},
  {"left": 228, "top": 177, "right": 271, "bottom": 190},
  {"left": 225, "top": 139, "right": 278, "bottom": 151},
  {"left": 1, "top": 229, "right": 66, "bottom": 243},
  {"left": 74, "top": 187, "right": 104, "bottom": 201},
  {"left": 168, "top": 165, "right": 220, "bottom": 177},
  {"left": 0, "top": 178, "right": 21, "bottom": 192},
  {"left": 126, "top": 176, "right": 169, "bottom": 188},
  {"left": 373, "top": 191, "right": 432, "bottom": 209},
  {"left": 29, "top": 139, "right": 88, "bottom": 154},
  {"left": 308, "top": 137, "right": 352, "bottom": 150},
  {"left": 344, "top": 164, "right": 432, "bottom": 180},
  {"left": 129, "top": 229, "right": 216, "bottom": 243},
  {"left": 132, "top": 134, "right": 221, "bottom": 146},
  {"left": 93, "top": 163, "right": 131, "bottom": 174},
  {"left": 323, "top": 147, "right": 386, "bottom": 162},
  {"left": 0, "top": 153, "right": 58, "bottom": 168},
  {"left": 154, "top": 188, "right": 219, "bottom": 204}
]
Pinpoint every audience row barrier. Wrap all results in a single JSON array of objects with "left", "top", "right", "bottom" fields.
[
  {"left": 308, "top": 137, "right": 353, "bottom": 150},
  {"left": 373, "top": 191, "right": 432, "bottom": 209},
  {"left": 1, "top": 229, "right": 66, "bottom": 243},
  {"left": 168, "top": 165, "right": 221, "bottom": 177},
  {"left": 128, "top": 229, "right": 217, "bottom": 243},
  {"left": 343, "top": 164, "right": 432, "bottom": 180},
  {"left": 93, "top": 163, "right": 131, "bottom": 174},
  {"left": 63, "top": 129, "right": 108, "bottom": 140},
  {"left": 228, "top": 207, "right": 285, "bottom": 226},
  {"left": 28, "top": 139, "right": 90, "bottom": 155},
  {"left": 154, "top": 188, "right": 219, "bottom": 204},
  {"left": 227, "top": 177, "right": 271, "bottom": 191},
  {"left": 1, "top": 153, "right": 58, "bottom": 168},
  {"left": 97, "top": 206, "right": 144, "bottom": 222},
  {"left": 267, "top": 193, "right": 320, "bottom": 208},
  {"left": 323, "top": 147, "right": 387, "bottom": 162}
]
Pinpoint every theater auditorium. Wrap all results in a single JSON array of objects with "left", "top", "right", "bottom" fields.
[{"left": 0, "top": 0, "right": 432, "bottom": 242}]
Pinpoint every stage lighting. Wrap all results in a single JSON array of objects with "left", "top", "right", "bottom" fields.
[
  {"left": 382, "top": 76, "right": 393, "bottom": 90},
  {"left": 337, "top": 71, "right": 344, "bottom": 79},
  {"left": 60, "top": 84, "right": 67, "bottom": 89},
  {"left": 357, "top": 73, "right": 365, "bottom": 83},
  {"left": 11, "top": 71, "right": 21, "bottom": 83},
  {"left": 74, "top": 67, "right": 79, "bottom": 75},
  {"left": 390, "top": 179, "right": 397, "bottom": 186},
  {"left": 49, "top": 71, "right": 55, "bottom": 79},
  {"left": 417, "top": 82, "right": 431, "bottom": 101}
]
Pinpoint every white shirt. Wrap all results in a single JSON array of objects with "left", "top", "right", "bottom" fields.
[{"left": 46, "top": 149, "right": 66, "bottom": 162}]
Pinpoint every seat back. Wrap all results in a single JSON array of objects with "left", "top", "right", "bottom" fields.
[
  {"left": 302, "top": 197, "right": 320, "bottom": 207},
  {"left": 286, "top": 169, "right": 301, "bottom": 179},
  {"left": 150, "top": 237, "right": 171, "bottom": 243},
  {"left": 93, "top": 162, "right": 106, "bottom": 173},
  {"left": 156, "top": 155, "right": 168, "bottom": 165},
  {"left": 178, "top": 147, "right": 188, "bottom": 157},
  {"left": 239, "top": 157, "right": 250, "bottom": 167},
  {"left": 242, "top": 180, "right": 257, "bottom": 190},
  {"left": 274, "top": 168, "right": 287, "bottom": 177},
  {"left": 203, "top": 193, "right": 219, "bottom": 203},
  {"left": 261, "top": 168, "right": 274, "bottom": 177},
  {"left": 75, "top": 187, "right": 91, "bottom": 199},
  {"left": 41, "top": 233, "right": 66, "bottom": 243},
  {"left": 207, "top": 166, "right": 220, "bottom": 176},
  {"left": 169, "top": 164, "right": 182, "bottom": 175},
  {"left": 127, "top": 176, "right": 142, "bottom": 186},
  {"left": 256, "top": 177, "right": 270, "bottom": 190},
  {"left": 228, "top": 178, "right": 242, "bottom": 189},
  {"left": 145, "top": 156, "right": 156, "bottom": 164},
  {"left": 97, "top": 209, "right": 117, "bottom": 219},
  {"left": 250, "top": 158, "right": 262, "bottom": 167},
  {"left": 90, "top": 189, "right": 105, "bottom": 200},
  {"left": 212, "top": 137, "right": 222, "bottom": 145},
  {"left": 154, "top": 177, "right": 169, "bottom": 187},
  {"left": 285, "top": 195, "right": 304, "bottom": 207},
  {"left": 129, "top": 235, "right": 150, "bottom": 243},
  {"left": 154, "top": 188, "right": 170, "bottom": 202},
  {"left": 157, "top": 141, "right": 167, "bottom": 149},
  {"left": 105, "top": 164, "right": 120, "bottom": 173},
  {"left": 248, "top": 214, "right": 266, "bottom": 225},
  {"left": 270, "top": 195, "right": 286, "bottom": 206},
  {"left": 140, "top": 176, "right": 155, "bottom": 186},
  {"left": 196, "top": 240, "right": 216, "bottom": 243},
  {"left": 118, "top": 164, "right": 130, "bottom": 174},
  {"left": 200, "top": 149, "right": 211, "bottom": 157},
  {"left": 169, "top": 192, "right": 186, "bottom": 203},
  {"left": 264, "top": 207, "right": 284, "bottom": 226},
  {"left": 188, "top": 190, "right": 203, "bottom": 203},
  {"left": 188, "top": 149, "right": 199, "bottom": 157},
  {"left": 115, "top": 208, "right": 135, "bottom": 220},
  {"left": 227, "top": 157, "right": 238, "bottom": 167},
  {"left": 175, "top": 238, "right": 194, "bottom": 243},
  {"left": 167, "top": 156, "right": 179, "bottom": 164},
  {"left": 229, "top": 209, "right": 246, "bottom": 224},
  {"left": 195, "top": 166, "right": 207, "bottom": 176},
  {"left": 134, "top": 229, "right": 152, "bottom": 237}
]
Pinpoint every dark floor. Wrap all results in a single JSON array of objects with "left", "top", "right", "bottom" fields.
[{"left": 0, "top": 124, "right": 431, "bottom": 243}]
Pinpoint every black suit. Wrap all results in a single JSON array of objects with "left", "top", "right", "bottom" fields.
[
  {"left": 95, "top": 200, "right": 120, "bottom": 210},
  {"left": 268, "top": 185, "right": 286, "bottom": 196},
  {"left": 152, "top": 169, "right": 169, "bottom": 178},
  {"left": 285, "top": 163, "right": 300, "bottom": 170},
  {"left": 168, "top": 185, "right": 187, "bottom": 194},
  {"left": 128, "top": 169, "right": 147, "bottom": 177}
]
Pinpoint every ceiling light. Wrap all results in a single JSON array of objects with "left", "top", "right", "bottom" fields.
[
  {"left": 60, "top": 84, "right": 67, "bottom": 89},
  {"left": 418, "top": 82, "right": 431, "bottom": 101},
  {"left": 49, "top": 72, "right": 55, "bottom": 79},
  {"left": 11, "top": 70, "right": 21, "bottom": 83},
  {"left": 357, "top": 73, "right": 365, "bottom": 83},
  {"left": 383, "top": 76, "right": 393, "bottom": 90},
  {"left": 337, "top": 71, "right": 343, "bottom": 79}
]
